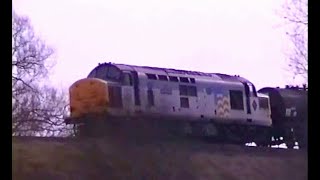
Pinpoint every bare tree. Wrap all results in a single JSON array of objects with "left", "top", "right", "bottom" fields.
[
  {"left": 12, "top": 10, "right": 73, "bottom": 136},
  {"left": 12, "top": 10, "right": 54, "bottom": 91},
  {"left": 12, "top": 85, "right": 73, "bottom": 137},
  {"left": 282, "top": 0, "right": 308, "bottom": 83}
]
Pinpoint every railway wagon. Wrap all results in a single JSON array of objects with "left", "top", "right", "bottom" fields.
[{"left": 258, "top": 86, "right": 308, "bottom": 148}]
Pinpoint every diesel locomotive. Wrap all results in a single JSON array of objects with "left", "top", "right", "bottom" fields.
[{"left": 64, "top": 62, "right": 307, "bottom": 148}]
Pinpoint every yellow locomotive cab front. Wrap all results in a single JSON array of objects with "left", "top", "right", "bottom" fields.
[{"left": 66, "top": 78, "right": 110, "bottom": 124}]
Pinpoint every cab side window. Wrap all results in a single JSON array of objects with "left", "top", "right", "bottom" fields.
[
  {"left": 229, "top": 90, "right": 244, "bottom": 110},
  {"left": 122, "top": 73, "right": 133, "bottom": 86}
]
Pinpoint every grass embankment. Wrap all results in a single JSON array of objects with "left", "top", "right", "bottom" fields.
[{"left": 13, "top": 137, "right": 307, "bottom": 180}]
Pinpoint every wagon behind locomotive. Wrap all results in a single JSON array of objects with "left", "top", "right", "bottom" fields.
[{"left": 258, "top": 86, "right": 308, "bottom": 148}]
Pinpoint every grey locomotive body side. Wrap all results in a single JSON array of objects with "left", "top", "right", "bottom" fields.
[{"left": 88, "top": 63, "right": 272, "bottom": 130}]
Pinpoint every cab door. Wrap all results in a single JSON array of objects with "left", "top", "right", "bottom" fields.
[
  {"left": 121, "top": 71, "right": 135, "bottom": 115},
  {"left": 243, "top": 82, "right": 259, "bottom": 122}
]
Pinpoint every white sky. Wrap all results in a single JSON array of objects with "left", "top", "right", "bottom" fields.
[{"left": 13, "top": 0, "right": 303, "bottom": 90}]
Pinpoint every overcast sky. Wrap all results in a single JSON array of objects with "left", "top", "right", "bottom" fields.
[{"left": 13, "top": 0, "right": 302, "bottom": 90}]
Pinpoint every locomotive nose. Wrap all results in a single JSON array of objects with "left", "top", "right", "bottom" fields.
[{"left": 69, "top": 78, "right": 109, "bottom": 119}]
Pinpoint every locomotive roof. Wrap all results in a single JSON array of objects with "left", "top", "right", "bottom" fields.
[{"left": 96, "top": 62, "right": 253, "bottom": 84}]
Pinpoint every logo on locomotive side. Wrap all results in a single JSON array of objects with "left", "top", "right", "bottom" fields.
[
  {"left": 252, "top": 100, "right": 257, "bottom": 111},
  {"left": 215, "top": 90, "right": 230, "bottom": 118}
]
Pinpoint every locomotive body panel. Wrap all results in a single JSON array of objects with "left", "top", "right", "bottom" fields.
[{"left": 106, "top": 64, "right": 272, "bottom": 127}]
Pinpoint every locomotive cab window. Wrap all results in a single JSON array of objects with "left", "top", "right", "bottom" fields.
[
  {"left": 96, "top": 66, "right": 108, "bottom": 79},
  {"left": 107, "top": 66, "right": 122, "bottom": 80},
  {"left": 229, "top": 90, "right": 244, "bottom": 110},
  {"left": 93, "top": 64, "right": 122, "bottom": 81}
]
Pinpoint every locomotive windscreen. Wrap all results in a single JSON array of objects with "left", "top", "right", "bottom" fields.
[{"left": 87, "top": 64, "right": 122, "bottom": 81}]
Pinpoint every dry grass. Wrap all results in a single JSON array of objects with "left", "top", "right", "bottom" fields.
[{"left": 13, "top": 137, "right": 308, "bottom": 180}]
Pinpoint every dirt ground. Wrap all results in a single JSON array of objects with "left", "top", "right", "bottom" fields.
[{"left": 12, "top": 137, "right": 308, "bottom": 180}]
